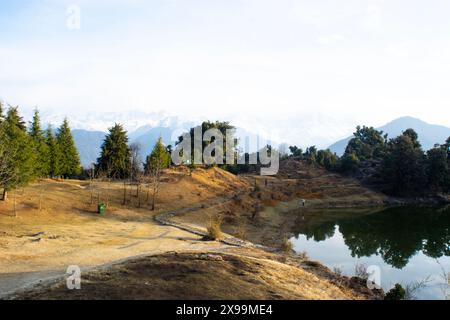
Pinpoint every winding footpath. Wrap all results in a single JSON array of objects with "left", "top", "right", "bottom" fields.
[
  {"left": 153, "top": 192, "right": 259, "bottom": 248},
  {"left": 1, "top": 190, "right": 274, "bottom": 299}
]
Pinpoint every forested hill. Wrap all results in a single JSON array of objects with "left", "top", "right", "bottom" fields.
[{"left": 329, "top": 117, "right": 450, "bottom": 156}]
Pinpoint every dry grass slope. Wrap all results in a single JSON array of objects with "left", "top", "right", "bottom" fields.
[
  {"left": 15, "top": 250, "right": 365, "bottom": 300},
  {"left": 1, "top": 164, "right": 384, "bottom": 300}
]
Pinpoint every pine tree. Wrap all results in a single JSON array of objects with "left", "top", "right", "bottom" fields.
[
  {"left": 444, "top": 136, "right": 450, "bottom": 179},
  {"left": 0, "top": 107, "right": 35, "bottom": 199},
  {"left": 29, "top": 109, "right": 50, "bottom": 177},
  {"left": 176, "top": 121, "right": 236, "bottom": 165},
  {"left": 144, "top": 137, "right": 170, "bottom": 174},
  {"left": 0, "top": 121, "right": 10, "bottom": 200},
  {"left": 144, "top": 137, "right": 170, "bottom": 210},
  {"left": 340, "top": 152, "right": 360, "bottom": 172},
  {"left": 56, "top": 118, "right": 81, "bottom": 177},
  {"left": 46, "top": 125, "right": 62, "bottom": 178},
  {"left": 5, "top": 106, "right": 26, "bottom": 131},
  {"left": 381, "top": 129, "right": 427, "bottom": 196},
  {"left": 96, "top": 123, "right": 131, "bottom": 179},
  {"left": 344, "top": 126, "right": 387, "bottom": 161},
  {"left": 0, "top": 101, "right": 5, "bottom": 124},
  {"left": 426, "top": 146, "right": 448, "bottom": 192}
]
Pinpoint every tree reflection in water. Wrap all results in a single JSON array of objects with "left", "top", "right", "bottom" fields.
[{"left": 291, "top": 206, "right": 450, "bottom": 269}]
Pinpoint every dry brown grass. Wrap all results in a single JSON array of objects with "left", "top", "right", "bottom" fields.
[
  {"left": 297, "top": 251, "right": 310, "bottom": 260},
  {"left": 0, "top": 167, "right": 249, "bottom": 290},
  {"left": 14, "top": 251, "right": 365, "bottom": 300},
  {"left": 206, "top": 214, "right": 223, "bottom": 240},
  {"left": 0, "top": 163, "right": 386, "bottom": 300},
  {"left": 263, "top": 199, "right": 279, "bottom": 207},
  {"left": 167, "top": 159, "right": 387, "bottom": 256},
  {"left": 233, "top": 222, "right": 248, "bottom": 241},
  {"left": 280, "top": 237, "right": 294, "bottom": 253}
]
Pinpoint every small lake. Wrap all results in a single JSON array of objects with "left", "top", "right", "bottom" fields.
[{"left": 289, "top": 206, "right": 450, "bottom": 300}]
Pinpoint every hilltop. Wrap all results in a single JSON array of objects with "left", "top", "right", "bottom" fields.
[
  {"left": 1, "top": 165, "right": 383, "bottom": 300},
  {"left": 329, "top": 116, "right": 450, "bottom": 155},
  {"left": 171, "top": 158, "right": 388, "bottom": 248}
]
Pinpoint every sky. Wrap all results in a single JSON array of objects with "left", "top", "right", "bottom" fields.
[{"left": 1, "top": 0, "right": 450, "bottom": 147}]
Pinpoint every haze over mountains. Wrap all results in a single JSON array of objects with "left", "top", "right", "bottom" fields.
[
  {"left": 66, "top": 115, "right": 450, "bottom": 168},
  {"left": 329, "top": 117, "right": 450, "bottom": 156},
  {"left": 69, "top": 115, "right": 194, "bottom": 167},
  {"left": 71, "top": 121, "right": 278, "bottom": 168}
]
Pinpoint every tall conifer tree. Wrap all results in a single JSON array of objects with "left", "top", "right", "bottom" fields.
[
  {"left": 144, "top": 137, "right": 170, "bottom": 210},
  {"left": 0, "top": 101, "right": 5, "bottom": 124},
  {"left": 1, "top": 107, "right": 35, "bottom": 192},
  {"left": 144, "top": 137, "right": 170, "bottom": 173},
  {"left": 29, "top": 109, "right": 50, "bottom": 177},
  {"left": 96, "top": 123, "right": 131, "bottom": 179},
  {"left": 46, "top": 125, "right": 62, "bottom": 178},
  {"left": 56, "top": 118, "right": 81, "bottom": 177}
]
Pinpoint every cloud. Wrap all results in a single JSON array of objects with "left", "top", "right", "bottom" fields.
[
  {"left": 1, "top": 0, "right": 450, "bottom": 138},
  {"left": 316, "top": 34, "right": 346, "bottom": 45},
  {"left": 364, "top": 4, "right": 383, "bottom": 31}
]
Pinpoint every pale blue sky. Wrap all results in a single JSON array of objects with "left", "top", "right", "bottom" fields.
[{"left": 1, "top": 0, "right": 450, "bottom": 144}]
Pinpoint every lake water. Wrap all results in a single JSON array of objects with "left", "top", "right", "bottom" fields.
[{"left": 290, "top": 206, "right": 450, "bottom": 300}]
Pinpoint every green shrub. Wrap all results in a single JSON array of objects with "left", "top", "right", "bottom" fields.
[{"left": 385, "top": 284, "right": 406, "bottom": 300}]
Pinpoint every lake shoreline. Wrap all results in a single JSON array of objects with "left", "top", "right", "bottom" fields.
[
  {"left": 2, "top": 166, "right": 447, "bottom": 300},
  {"left": 287, "top": 206, "right": 450, "bottom": 300}
]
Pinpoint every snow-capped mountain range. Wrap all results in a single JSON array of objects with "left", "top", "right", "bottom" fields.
[
  {"left": 37, "top": 110, "right": 283, "bottom": 167},
  {"left": 21, "top": 110, "right": 449, "bottom": 168}
]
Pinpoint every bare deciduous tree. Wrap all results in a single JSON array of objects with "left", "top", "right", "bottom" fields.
[
  {"left": 135, "top": 168, "right": 144, "bottom": 208},
  {"left": 144, "top": 139, "right": 169, "bottom": 211},
  {"left": 122, "top": 180, "right": 127, "bottom": 206},
  {"left": 148, "top": 160, "right": 163, "bottom": 211},
  {"left": 88, "top": 165, "right": 96, "bottom": 205},
  {"left": 38, "top": 179, "right": 44, "bottom": 211},
  {"left": 129, "top": 143, "right": 143, "bottom": 207}
]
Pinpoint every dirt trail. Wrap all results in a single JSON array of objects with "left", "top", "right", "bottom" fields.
[
  {"left": 154, "top": 191, "right": 264, "bottom": 248},
  {"left": 14, "top": 250, "right": 367, "bottom": 300},
  {"left": 1, "top": 165, "right": 385, "bottom": 300},
  {"left": 0, "top": 191, "right": 249, "bottom": 299}
]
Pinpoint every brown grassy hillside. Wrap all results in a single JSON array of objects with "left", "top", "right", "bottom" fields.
[{"left": 1, "top": 164, "right": 383, "bottom": 300}]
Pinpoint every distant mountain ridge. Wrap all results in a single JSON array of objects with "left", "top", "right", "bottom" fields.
[
  {"left": 72, "top": 129, "right": 106, "bottom": 168},
  {"left": 69, "top": 115, "right": 194, "bottom": 168},
  {"left": 74, "top": 116, "right": 450, "bottom": 168},
  {"left": 72, "top": 126, "right": 181, "bottom": 168},
  {"left": 329, "top": 116, "right": 450, "bottom": 156},
  {"left": 73, "top": 123, "right": 277, "bottom": 168}
]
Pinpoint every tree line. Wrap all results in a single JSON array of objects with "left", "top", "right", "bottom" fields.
[
  {"left": 95, "top": 123, "right": 171, "bottom": 179},
  {"left": 0, "top": 105, "right": 218, "bottom": 210},
  {"left": 2, "top": 103, "right": 448, "bottom": 201},
  {"left": 0, "top": 103, "right": 81, "bottom": 200},
  {"left": 0, "top": 103, "right": 173, "bottom": 210},
  {"left": 289, "top": 126, "right": 450, "bottom": 196},
  {"left": 94, "top": 123, "right": 171, "bottom": 210},
  {"left": 95, "top": 120, "right": 236, "bottom": 181}
]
